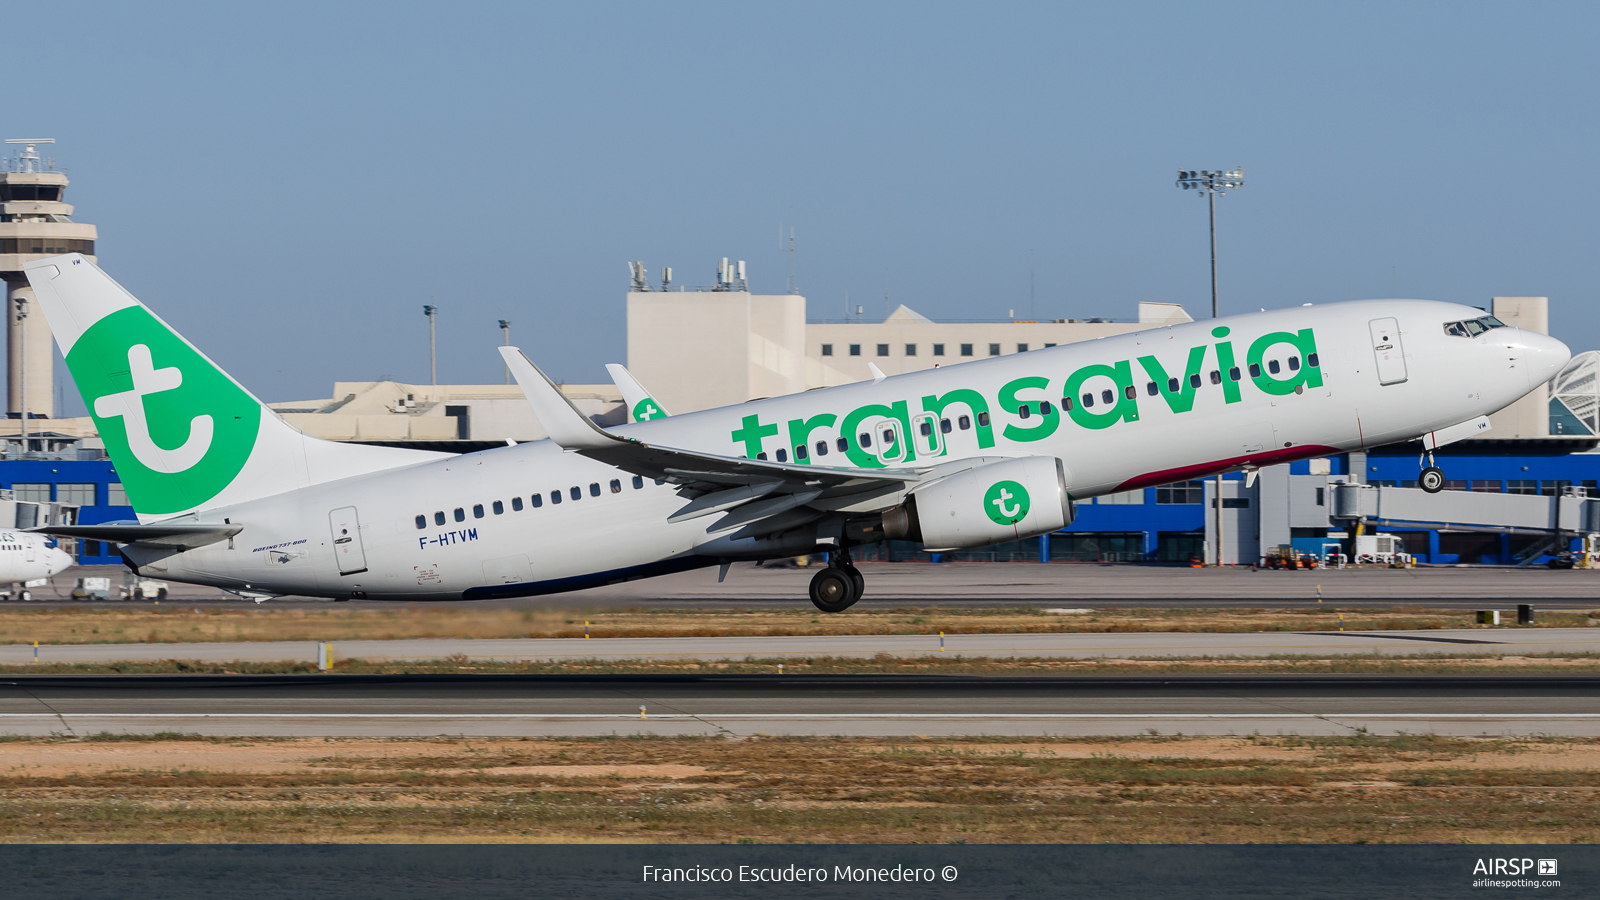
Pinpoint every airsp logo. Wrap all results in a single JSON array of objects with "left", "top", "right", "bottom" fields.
[
  {"left": 67, "top": 306, "right": 260, "bottom": 515},
  {"left": 983, "top": 479, "right": 1030, "bottom": 525},
  {"left": 633, "top": 398, "right": 666, "bottom": 421}
]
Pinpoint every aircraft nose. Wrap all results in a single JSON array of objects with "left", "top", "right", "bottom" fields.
[
  {"left": 50, "top": 548, "right": 74, "bottom": 574},
  {"left": 1515, "top": 329, "right": 1572, "bottom": 389}
]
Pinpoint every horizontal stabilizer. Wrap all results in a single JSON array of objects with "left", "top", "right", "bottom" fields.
[{"left": 29, "top": 522, "right": 242, "bottom": 551}]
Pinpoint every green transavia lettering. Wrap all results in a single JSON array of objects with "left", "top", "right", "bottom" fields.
[{"left": 727, "top": 327, "right": 1321, "bottom": 459}]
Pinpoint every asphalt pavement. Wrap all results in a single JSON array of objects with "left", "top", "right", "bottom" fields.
[
  {"left": 2, "top": 673, "right": 1596, "bottom": 738},
  {"left": 19, "top": 562, "right": 1600, "bottom": 610},
  {"left": 7, "top": 626, "right": 1600, "bottom": 666}
]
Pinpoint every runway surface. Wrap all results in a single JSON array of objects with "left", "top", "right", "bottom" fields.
[
  {"left": 2, "top": 673, "right": 1596, "bottom": 738},
  {"left": 21, "top": 563, "right": 1600, "bottom": 609},
  {"left": 9, "top": 627, "right": 1600, "bottom": 665}
]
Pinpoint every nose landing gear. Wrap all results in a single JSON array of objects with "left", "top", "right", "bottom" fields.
[
  {"left": 809, "top": 547, "right": 865, "bottom": 613},
  {"left": 1418, "top": 448, "right": 1445, "bottom": 494}
]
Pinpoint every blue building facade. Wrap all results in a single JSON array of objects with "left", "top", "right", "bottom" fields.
[{"left": 7, "top": 441, "right": 1597, "bottom": 568}]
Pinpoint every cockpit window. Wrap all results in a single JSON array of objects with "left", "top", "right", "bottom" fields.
[{"left": 1443, "top": 315, "right": 1506, "bottom": 338}]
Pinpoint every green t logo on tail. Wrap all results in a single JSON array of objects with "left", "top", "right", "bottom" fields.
[
  {"left": 983, "top": 480, "right": 1030, "bottom": 525},
  {"left": 633, "top": 398, "right": 666, "bottom": 421},
  {"left": 68, "top": 306, "right": 260, "bottom": 515}
]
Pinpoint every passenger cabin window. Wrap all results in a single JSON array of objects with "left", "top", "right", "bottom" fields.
[
  {"left": 1189, "top": 374, "right": 1202, "bottom": 388},
  {"left": 1061, "top": 396, "right": 1073, "bottom": 411},
  {"left": 1249, "top": 363, "right": 1261, "bottom": 377},
  {"left": 1288, "top": 356, "right": 1300, "bottom": 371},
  {"left": 794, "top": 444, "right": 808, "bottom": 460},
  {"left": 1229, "top": 367, "right": 1241, "bottom": 381},
  {"left": 1268, "top": 359, "right": 1280, "bottom": 374},
  {"left": 958, "top": 415, "right": 971, "bottom": 430},
  {"left": 512, "top": 496, "right": 524, "bottom": 511},
  {"left": 492, "top": 500, "right": 504, "bottom": 515},
  {"left": 589, "top": 483, "right": 601, "bottom": 497},
  {"left": 775, "top": 448, "right": 788, "bottom": 463},
  {"left": 837, "top": 437, "right": 849, "bottom": 452},
  {"left": 815, "top": 440, "right": 829, "bottom": 456},
  {"left": 632, "top": 476, "right": 644, "bottom": 489},
  {"left": 1167, "top": 378, "right": 1179, "bottom": 393},
  {"left": 473, "top": 504, "right": 484, "bottom": 518},
  {"left": 1308, "top": 353, "right": 1320, "bottom": 367},
  {"left": 880, "top": 428, "right": 895, "bottom": 445},
  {"left": 1101, "top": 389, "right": 1114, "bottom": 405},
  {"left": 919, "top": 420, "right": 933, "bottom": 436},
  {"left": 415, "top": 515, "right": 426, "bottom": 529},
  {"left": 976, "top": 411, "right": 990, "bottom": 427},
  {"left": 1082, "top": 393, "right": 1094, "bottom": 408},
  {"left": 532, "top": 494, "right": 544, "bottom": 508},
  {"left": 1041, "top": 400, "right": 1053, "bottom": 415},
  {"left": 454, "top": 508, "right": 465, "bottom": 522},
  {"left": 1123, "top": 386, "right": 1136, "bottom": 400},
  {"left": 1146, "top": 382, "right": 1159, "bottom": 396},
  {"left": 940, "top": 418, "right": 952, "bottom": 433},
  {"left": 1018, "top": 405, "right": 1031, "bottom": 420},
  {"left": 756, "top": 451, "right": 767, "bottom": 460},
  {"left": 1209, "top": 370, "right": 1221, "bottom": 384},
  {"left": 610, "top": 479, "right": 621, "bottom": 493},
  {"left": 434, "top": 511, "right": 446, "bottom": 525},
  {"left": 859, "top": 432, "right": 872, "bottom": 448}
]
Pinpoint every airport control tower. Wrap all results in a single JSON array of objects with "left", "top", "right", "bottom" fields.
[{"left": 0, "top": 139, "right": 96, "bottom": 419}]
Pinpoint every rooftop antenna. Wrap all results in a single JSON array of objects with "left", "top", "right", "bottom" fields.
[
  {"left": 4, "top": 139, "right": 53, "bottom": 174},
  {"left": 661, "top": 266, "right": 672, "bottom": 291},
  {"left": 629, "top": 261, "right": 649, "bottom": 292},
  {"left": 780, "top": 215, "right": 798, "bottom": 294}
]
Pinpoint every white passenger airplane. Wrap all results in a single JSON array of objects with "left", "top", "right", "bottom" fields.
[
  {"left": 22, "top": 254, "right": 1569, "bottom": 611},
  {"left": 0, "top": 531, "right": 75, "bottom": 600}
]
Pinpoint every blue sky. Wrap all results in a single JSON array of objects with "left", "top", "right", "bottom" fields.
[{"left": 10, "top": 1, "right": 1599, "bottom": 413}]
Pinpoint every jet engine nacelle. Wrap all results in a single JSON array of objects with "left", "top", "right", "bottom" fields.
[{"left": 883, "top": 456, "right": 1074, "bottom": 551}]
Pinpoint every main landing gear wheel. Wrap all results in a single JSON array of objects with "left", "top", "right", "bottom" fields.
[
  {"left": 809, "top": 567, "right": 858, "bottom": 613},
  {"left": 1418, "top": 466, "right": 1445, "bottom": 493},
  {"left": 842, "top": 564, "right": 864, "bottom": 602}
]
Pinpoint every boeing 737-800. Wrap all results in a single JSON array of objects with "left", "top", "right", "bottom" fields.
[{"left": 22, "top": 254, "right": 1569, "bottom": 611}]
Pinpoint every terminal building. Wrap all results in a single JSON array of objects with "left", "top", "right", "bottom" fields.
[{"left": 0, "top": 152, "right": 1596, "bottom": 568}]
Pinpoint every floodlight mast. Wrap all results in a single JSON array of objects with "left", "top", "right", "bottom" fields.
[
  {"left": 1174, "top": 167, "right": 1244, "bottom": 567},
  {"left": 1174, "top": 168, "right": 1244, "bottom": 319}
]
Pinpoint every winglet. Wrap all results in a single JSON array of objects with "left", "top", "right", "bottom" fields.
[
  {"left": 501, "top": 347, "right": 629, "bottom": 450},
  {"left": 605, "top": 363, "right": 671, "bottom": 422},
  {"left": 868, "top": 363, "right": 887, "bottom": 383}
]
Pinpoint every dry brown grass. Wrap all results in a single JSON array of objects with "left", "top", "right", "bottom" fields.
[
  {"left": 3, "top": 733, "right": 1599, "bottom": 843},
  {"left": 2, "top": 604, "right": 1595, "bottom": 645}
]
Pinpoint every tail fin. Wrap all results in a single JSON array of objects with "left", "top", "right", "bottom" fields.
[
  {"left": 604, "top": 363, "right": 671, "bottom": 422},
  {"left": 24, "top": 255, "right": 445, "bottom": 521}
]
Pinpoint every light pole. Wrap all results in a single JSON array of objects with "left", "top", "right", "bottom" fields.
[
  {"left": 1175, "top": 167, "right": 1244, "bottom": 565},
  {"left": 498, "top": 319, "right": 511, "bottom": 384},
  {"left": 423, "top": 304, "right": 437, "bottom": 397},
  {"left": 13, "top": 294, "right": 25, "bottom": 457}
]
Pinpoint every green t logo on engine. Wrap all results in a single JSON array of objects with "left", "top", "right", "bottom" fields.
[
  {"left": 68, "top": 306, "right": 261, "bottom": 515},
  {"left": 983, "top": 480, "right": 1030, "bottom": 525}
]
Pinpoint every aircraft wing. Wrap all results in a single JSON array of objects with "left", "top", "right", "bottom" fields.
[
  {"left": 27, "top": 522, "right": 243, "bottom": 551},
  {"left": 504, "top": 347, "right": 922, "bottom": 530}
]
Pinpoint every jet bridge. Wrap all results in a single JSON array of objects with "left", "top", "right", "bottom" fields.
[{"left": 1330, "top": 481, "right": 1600, "bottom": 564}]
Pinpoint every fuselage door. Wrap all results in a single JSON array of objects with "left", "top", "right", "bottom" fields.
[
  {"left": 329, "top": 506, "right": 368, "bottom": 575},
  {"left": 24, "top": 540, "right": 35, "bottom": 563},
  {"left": 1369, "top": 317, "right": 1408, "bottom": 385}
]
